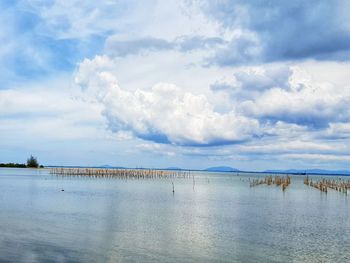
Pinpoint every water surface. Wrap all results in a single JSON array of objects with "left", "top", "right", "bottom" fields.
[{"left": 0, "top": 168, "right": 349, "bottom": 262}]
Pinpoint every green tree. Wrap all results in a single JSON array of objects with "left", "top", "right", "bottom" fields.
[{"left": 27, "top": 155, "right": 39, "bottom": 168}]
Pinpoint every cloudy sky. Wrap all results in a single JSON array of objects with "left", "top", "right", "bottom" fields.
[{"left": 1, "top": 0, "right": 350, "bottom": 170}]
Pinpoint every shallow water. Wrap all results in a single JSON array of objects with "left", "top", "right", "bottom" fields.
[{"left": 0, "top": 168, "right": 349, "bottom": 262}]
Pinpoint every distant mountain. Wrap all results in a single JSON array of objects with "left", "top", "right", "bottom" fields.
[
  {"left": 165, "top": 167, "right": 183, "bottom": 170},
  {"left": 265, "top": 169, "right": 306, "bottom": 174},
  {"left": 98, "top": 165, "right": 113, "bottom": 168},
  {"left": 265, "top": 169, "right": 350, "bottom": 176},
  {"left": 204, "top": 166, "right": 239, "bottom": 172}
]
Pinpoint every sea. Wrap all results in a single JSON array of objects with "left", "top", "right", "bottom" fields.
[{"left": 0, "top": 168, "right": 349, "bottom": 262}]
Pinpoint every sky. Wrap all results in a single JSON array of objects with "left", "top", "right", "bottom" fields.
[{"left": 1, "top": 0, "right": 350, "bottom": 171}]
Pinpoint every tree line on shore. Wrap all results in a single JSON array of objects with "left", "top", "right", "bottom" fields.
[{"left": 0, "top": 155, "right": 43, "bottom": 168}]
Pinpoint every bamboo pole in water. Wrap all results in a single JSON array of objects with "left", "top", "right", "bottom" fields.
[
  {"left": 250, "top": 175, "right": 291, "bottom": 191},
  {"left": 50, "top": 167, "right": 191, "bottom": 180},
  {"left": 304, "top": 176, "right": 349, "bottom": 194}
]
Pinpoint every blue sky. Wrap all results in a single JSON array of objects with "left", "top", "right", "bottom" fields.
[{"left": 1, "top": 0, "right": 350, "bottom": 170}]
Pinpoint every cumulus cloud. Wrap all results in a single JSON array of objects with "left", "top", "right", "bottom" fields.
[
  {"left": 234, "top": 66, "right": 292, "bottom": 92},
  {"left": 320, "top": 123, "right": 350, "bottom": 140},
  {"left": 198, "top": 0, "right": 350, "bottom": 64},
  {"left": 209, "top": 62, "right": 350, "bottom": 139},
  {"left": 240, "top": 81, "right": 350, "bottom": 128},
  {"left": 207, "top": 63, "right": 348, "bottom": 129},
  {"left": 75, "top": 57, "right": 350, "bottom": 151},
  {"left": 207, "top": 33, "right": 262, "bottom": 66},
  {"left": 75, "top": 56, "right": 260, "bottom": 146},
  {"left": 210, "top": 65, "right": 293, "bottom": 102}
]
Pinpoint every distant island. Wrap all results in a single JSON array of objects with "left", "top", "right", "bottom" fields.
[
  {"left": 204, "top": 166, "right": 240, "bottom": 172},
  {"left": 265, "top": 169, "right": 350, "bottom": 176},
  {"left": 0, "top": 163, "right": 27, "bottom": 168},
  {"left": 96, "top": 165, "right": 126, "bottom": 169},
  {"left": 165, "top": 167, "right": 183, "bottom": 170},
  {"left": 0, "top": 155, "right": 43, "bottom": 168}
]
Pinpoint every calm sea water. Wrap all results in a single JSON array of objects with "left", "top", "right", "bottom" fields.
[{"left": 0, "top": 168, "right": 349, "bottom": 262}]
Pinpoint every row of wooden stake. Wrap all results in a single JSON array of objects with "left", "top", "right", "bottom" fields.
[
  {"left": 249, "top": 175, "right": 291, "bottom": 191},
  {"left": 304, "top": 176, "right": 349, "bottom": 195},
  {"left": 50, "top": 167, "right": 191, "bottom": 179}
]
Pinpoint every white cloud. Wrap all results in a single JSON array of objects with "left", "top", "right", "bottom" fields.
[
  {"left": 239, "top": 140, "right": 335, "bottom": 154},
  {"left": 238, "top": 63, "right": 350, "bottom": 128},
  {"left": 74, "top": 56, "right": 350, "bottom": 157},
  {"left": 19, "top": 0, "right": 221, "bottom": 41},
  {"left": 325, "top": 122, "right": 350, "bottom": 139},
  {"left": 136, "top": 143, "right": 176, "bottom": 157},
  {"left": 282, "top": 153, "right": 350, "bottom": 162},
  {"left": 75, "top": 56, "right": 260, "bottom": 146},
  {"left": 0, "top": 77, "right": 107, "bottom": 141},
  {"left": 140, "top": 0, "right": 221, "bottom": 40},
  {"left": 19, "top": 0, "right": 152, "bottom": 39}
]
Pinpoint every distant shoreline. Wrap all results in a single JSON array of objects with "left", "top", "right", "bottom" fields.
[
  {"left": 0, "top": 163, "right": 44, "bottom": 168},
  {"left": 0, "top": 163, "right": 27, "bottom": 168},
  {"left": 2, "top": 165, "right": 348, "bottom": 177}
]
